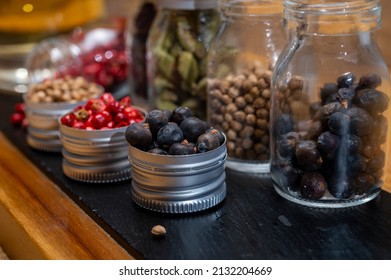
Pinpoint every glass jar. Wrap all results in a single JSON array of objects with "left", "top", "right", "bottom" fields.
[
  {"left": 270, "top": 0, "right": 390, "bottom": 207},
  {"left": 207, "top": 0, "right": 285, "bottom": 173},
  {"left": 25, "top": 18, "right": 128, "bottom": 92},
  {"left": 126, "top": 0, "right": 158, "bottom": 109},
  {"left": 146, "top": 0, "right": 220, "bottom": 119}
]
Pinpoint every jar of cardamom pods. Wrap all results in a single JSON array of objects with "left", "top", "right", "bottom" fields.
[
  {"left": 147, "top": 0, "right": 220, "bottom": 120},
  {"left": 207, "top": 0, "right": 285, "bottom": 173}
]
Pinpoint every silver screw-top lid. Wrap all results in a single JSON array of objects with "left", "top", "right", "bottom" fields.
[{"left": 159, "top": 0, "right": 217, "bottom": 10}]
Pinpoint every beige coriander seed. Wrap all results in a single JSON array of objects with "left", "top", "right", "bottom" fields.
[{"left": 151, "top": 225, "right": 166, "bottom": 238}]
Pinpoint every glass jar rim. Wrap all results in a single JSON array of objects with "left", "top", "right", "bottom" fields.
[
  {"left": 159, "top": 0, "right": 217, "bottom": 10},
  {"left": 283, "top": 0, "right": 381, "bottom": 34},
  {"left": 284, "top": 0, "right": 381, "bottom": 17},
  {"left": 218, "top": 0, "right": 283, "bottom": 16}
]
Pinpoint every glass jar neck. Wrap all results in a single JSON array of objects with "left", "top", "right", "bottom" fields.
[
  {"left": 284, "top": 0, "right": 381, "bottom": 35},
  {"left": 218, "top": 0, "right": 283, "bottom": 17},
  {"left": 159, "top": 0, "right": 217, "bottom": 10}
]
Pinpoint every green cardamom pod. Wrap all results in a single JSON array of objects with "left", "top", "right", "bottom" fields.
[
  {"left": 154, "top": 47, "right": 175, "bottom": 79},
  {"left": 154, "top": 77, "right": 174, "bottom": 92},
  {"left": 178, "top": 51, "right": 198, "bottom": 85},
  {"left": 160, "top": 89, "right": 178, "bottom": 102},
  {"left": 177, "top": 19, "right": 198, "bottom": 53}
]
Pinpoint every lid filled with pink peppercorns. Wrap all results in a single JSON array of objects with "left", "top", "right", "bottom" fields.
[{"left": 59, "top": 92, "right": 146, "bottom": 183}]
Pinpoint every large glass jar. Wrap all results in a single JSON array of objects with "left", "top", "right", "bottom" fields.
[
  {"left": 270, "top": 0, "right": 391, "bottom": 207},
  {"left": 207, "top": 0, "right": 285, "bottom": 173},
  {"left": 147, "top": 0, "right": 220, "bottom": 119}
]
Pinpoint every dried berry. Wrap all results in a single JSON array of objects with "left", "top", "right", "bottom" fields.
[
  {"left": 371, "top": 115, "right": 388, "bottom": 145},
  {"left": 151, "top": 225, "right": 166, "bottom": 238},
  {"left": 205, "top": 127, "right": 225, "bottom": 145},
  {"left": 327, "top": 175, "right": 353, "bottom": 199},
  {"left": 300, "top": 172, "right": 327, "bottom": 199},
  {"left": 313, "top": 102, "right": 343, "bottom": 123},
  {"left": 346, "top": 107, "right": 373, "bottom": 136},
  {"left": 277, "top": 132, "right": 300, "bottom": 159},
  {"left": 275, "top": 113, "right": 294, "bottom": 137},
  {"left": 353, "top": 88, "right": 389, "bottom": 114},
  {"left": 171, "top": 106, "right": 193, "bottom": 125},
  {"left": 328, "top": 112, "right": 350, "bottom": 135},
  {"left": 346, "top": 134, "right": 362, "bottom": 153},
  {"left": 180, "top": 116, "right": 207, "bottom": 143},
  {"left": 125, "top": 122, "right": 153, "bottom": 150},
  {"left": 146, "top": 110, "right": 169, "bottom": 138},
  {"left": 295, "top": 140, "right": 323, "bottom": 171},
  {"left": 168, "top": 140, "right": 196, "bottom": 155},
  {"left": 365, "top": 150, "right": 385, "bottom": 174},
  {"left": 351, "top": 173, "right": 375, "bottom": 195},
  {"left": 317, "top": 131, "right": 339, "bottom": 160},
  {"left": 196, "top": 132, "right": 220, "bottom": 153},
  {"left": 60, "top": 94, "right": 144, "bottom": 130},
  {"left": 10, "top": 112, "right": 25, "bottom": 127},
  {"left": 162, "top": 109, "right": 173, "bottom": 122},
  {"left": 355, "top": 73, "right": 382, "bottom": 91},
  {"left": 282, "top": 164, "right": 303, "bottom": 191},
  {"left": 336, "top": 72, "right": 356, "bottom": 88},
  {"left": 157, "top": 122, "right": 184, "bottom": 150},
  {"left": 347, "top": 153, "right": 367, "bottom": 176}
]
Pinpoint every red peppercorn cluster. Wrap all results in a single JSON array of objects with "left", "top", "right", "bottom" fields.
[
  {"left": 10, "top": 103, "right": 28, "bottom": 128},
  {"left": 79, "top": 28, "right": 127, "bottom": 90},
  {"left": 60, "top": 93, "right": 144, "bottom": 130},
  {"left": 55, "top": 24, "right": 127, "bottom": 91}
]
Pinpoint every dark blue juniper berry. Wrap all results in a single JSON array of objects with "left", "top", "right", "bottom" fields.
[
  {"left": 125, "top": 122, "right": 153, "bottom": 150},
  {"left": 168, "top": 140, "right": 196, "bottom": 155},
  {"left": 180, "top": 116, "right": 208, "bottom": 143},
  {"left": 145, "top": 109, "right": 169, "bottom": 139},
  {"left": 196, "top": 132, "right": 220, "bottom": 153},
  {"left": 171, "top": 106, "right": 193, "bottom": 125},
  {"left": 157, "top": 122, "right": 183, "bottom": 150},
  {"left": 300, "top": 172, "right": 327, "bottom": 199}
]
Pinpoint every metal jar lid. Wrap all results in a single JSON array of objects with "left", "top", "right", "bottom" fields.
[
  {"left": 23, "top": 94, "right": 86, "bottom": 152},
  {"left": 26, "top": 134, "right": 62, "bottom": 152},
  {"left": 128, "top": 135, "right": 227, "bottom": 213},
  {"left": 60, "top": 124, "right": 131, "bottom": 183},
  {"left": 62, "top": 158, "right": 131, "bottom": 183}
]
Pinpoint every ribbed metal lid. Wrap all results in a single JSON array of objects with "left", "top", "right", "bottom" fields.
[
  {"left": 27, "top": 135, "right": 62, "bottom": 153},
  {"left": 62, "top": 158, "right": 131, "bottom": 183},
  {"left": 132, "top": 180, "right": 226, "bottom": 213},
  {"left": 159, "top": 0, "right": 217, "bottom": 10}
]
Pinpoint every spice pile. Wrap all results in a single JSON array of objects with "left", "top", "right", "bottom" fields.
[
  {"left": 60, "top": 93, "right": 144, "bottom": 130},
  {"left": 125, "top": 106, "right": 225, "bottom": 155}
]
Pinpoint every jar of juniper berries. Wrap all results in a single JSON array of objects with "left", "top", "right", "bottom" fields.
[{"left": 270, "top": 0, "right": 391, "bottom": 207}]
